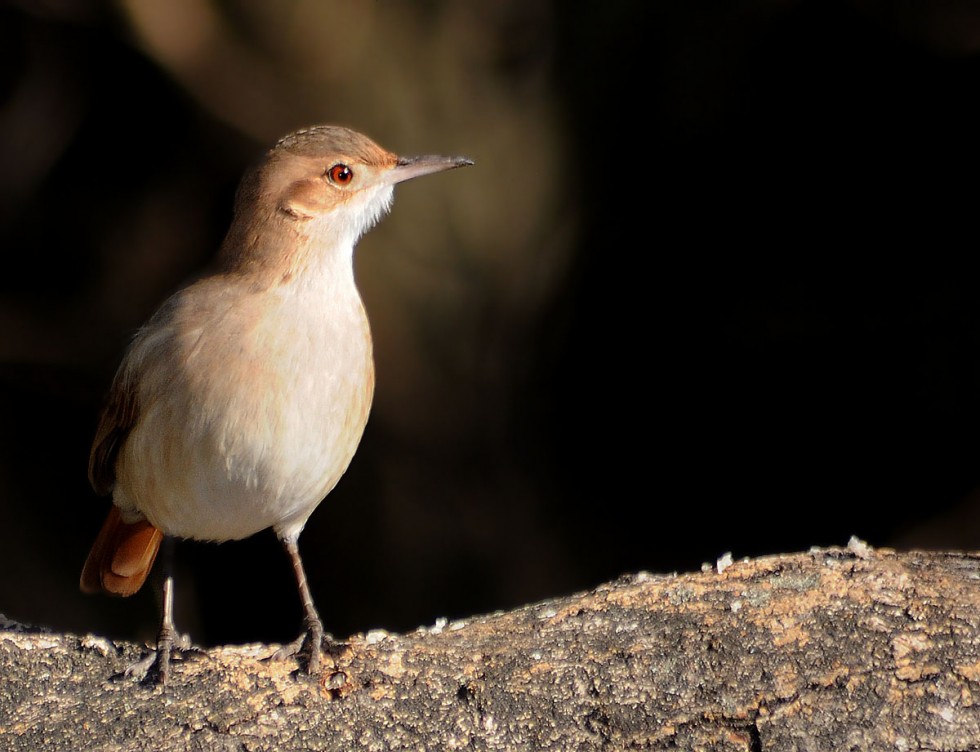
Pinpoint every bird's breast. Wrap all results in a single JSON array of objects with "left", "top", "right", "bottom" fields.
[{"left": 115, "top": 277, "right": 375, "bottom": 542}]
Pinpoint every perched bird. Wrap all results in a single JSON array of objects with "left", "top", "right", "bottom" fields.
[{"left": 80, "top": 125, "right": 473, "bottom": 683}]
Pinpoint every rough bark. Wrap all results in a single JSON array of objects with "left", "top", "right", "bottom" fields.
[{"left": 3, "top": 542, "right": 980, "bottom": 751}]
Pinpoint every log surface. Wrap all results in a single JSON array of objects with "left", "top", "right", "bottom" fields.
[{"left": 2, "top": 543, "right": 980, "bottom": 751}]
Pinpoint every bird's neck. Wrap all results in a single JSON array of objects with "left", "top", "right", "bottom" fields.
[{"left": 216, "top": 205, "right": 360, "bottom": 294}]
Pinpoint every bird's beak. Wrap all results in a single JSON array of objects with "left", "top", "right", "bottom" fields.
[{"left": 388, "top": 155, "right": 474, "bottom": 185}]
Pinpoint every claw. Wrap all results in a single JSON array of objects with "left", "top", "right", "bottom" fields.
[
  {"left": 121, "top": 626, "right": 195, "bottom": 684},
  {"left": 270, "top": 615, "right": 325, "bottom": 674}
]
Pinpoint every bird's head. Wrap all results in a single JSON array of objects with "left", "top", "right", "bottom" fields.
[{"left": 220, "top": 125, "right": 472, "bottom": 280}]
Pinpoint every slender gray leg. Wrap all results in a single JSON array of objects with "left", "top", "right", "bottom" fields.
[
  {"left": 155, "top": 569, "right": 177, "bottom": 684},
  {"left": 276, "top": 537, "right": 324, "bottom": 674},
  {"left": 124, "top": 537, "right": 179, "bottom": 684}
]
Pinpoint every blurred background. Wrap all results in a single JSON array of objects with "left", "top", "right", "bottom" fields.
[{"left": 2, "top": 0, "right": 980, "bottom": 647}]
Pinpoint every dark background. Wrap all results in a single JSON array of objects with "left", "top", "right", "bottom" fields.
[{"left": 2, "top": 0, "right": 980, "bottom": 647}]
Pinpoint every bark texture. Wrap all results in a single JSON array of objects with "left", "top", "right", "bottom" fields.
[{"left": 3, "top": 543, "right": 980, "bottom": 751}]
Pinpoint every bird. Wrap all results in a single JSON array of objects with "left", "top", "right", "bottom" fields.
[{"left": 80, "top": 124, "right": 473, "bottom": 683}]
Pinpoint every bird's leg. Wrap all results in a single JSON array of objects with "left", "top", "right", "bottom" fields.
[
  {"left": 124, "top": 537, "right": 187, "bottom": 684},
  {"left": 155, "top": 571, "right": 177, "bottom": 683},
  {"left": 273, "top": 537, "right": 325, "bottom": 675}
]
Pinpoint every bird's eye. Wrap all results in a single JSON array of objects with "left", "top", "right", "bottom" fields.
[{"left": 327, "top": 164, "right": 353, "bottom": 185}]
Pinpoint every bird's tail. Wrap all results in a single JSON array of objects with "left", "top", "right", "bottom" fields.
[{"left": 80, "top": 505, "right": 163, "bottom": 597}]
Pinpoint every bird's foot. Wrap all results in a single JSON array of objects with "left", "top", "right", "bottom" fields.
[
  {"left": 271, "top": 615, "right": 326, "bottom": 675},
  {"left": 123, "top": 627, "right": 194, "bottom": 685}
]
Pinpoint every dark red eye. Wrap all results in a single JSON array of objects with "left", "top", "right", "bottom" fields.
[{"left": 327, "top": 164, "right": 353, "bottom": 184}]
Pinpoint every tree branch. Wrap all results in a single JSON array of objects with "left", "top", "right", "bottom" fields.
[{"left": 3, "top": 543, "right": 980, "bottom": 750}]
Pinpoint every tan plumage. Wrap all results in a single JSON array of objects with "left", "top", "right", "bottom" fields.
[{"left": 81, "top": 125, "right": 472, "bottom": 681}]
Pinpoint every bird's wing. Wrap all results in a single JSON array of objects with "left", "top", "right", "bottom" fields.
[{"left": 87, "top": 368, "right": 139, "bottom": 496}]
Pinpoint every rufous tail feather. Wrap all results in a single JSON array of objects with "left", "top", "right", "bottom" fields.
[{"left": 80, "top": 506, "right": 163, "bottom": 597}]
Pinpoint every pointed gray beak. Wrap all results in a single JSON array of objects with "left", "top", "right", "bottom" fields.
[{"left": 388, "top": 154, "right": 474, "bottom": 185}]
